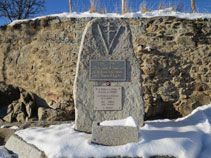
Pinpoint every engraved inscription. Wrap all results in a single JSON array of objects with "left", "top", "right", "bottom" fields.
[
  {"left": 94, "top": 87, "right": 122, "bottom": 111},
  {"left": 97, "top": 22, "right": 122, "bottom": 54},
  {"left": 89, "top": 60, "right": 126, "bottom": 81}
]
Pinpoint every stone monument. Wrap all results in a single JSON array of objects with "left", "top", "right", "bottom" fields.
[{"left": 73, "top": 18, "right": 144, "bottom": 133}]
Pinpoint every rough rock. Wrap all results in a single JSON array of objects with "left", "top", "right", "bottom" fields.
[
  {"left": 3, "top": 113, "right": 13, "bottom": 123},
  {"left": 19, "top": 90, "right": 36, "bottom": 118},
  {"left": 0, "top": 83, "right": 75, "bottom": 123},
  {"left": 0, "top": 83, "right": 20, "bottom": 121},
  {"left": 92, "top": 122, "right": 139, "bottom": 146},
  {"left": 5, "top": 134, "right": 46, "bottom": 158},
  {"left": 0, "top": 88, "right": 37, "bottom": 123},
  {"left": 158, "top": 81, "right": 178, "bottom": 102},
  {"left": 74, "top": 18, "right": 144, "bottom": 133},
  {"left": 0, "top": 128, "right": 16, "bottom": 145},
  {"left": 38, "top": 107, "right": 74, "bottom": 121},
  {"left": 0, "top": 118, "right": 3, "bottom": 124},
  {"left": 0, "top": 17, "right": 210, "bottom": 121},
  {"left": 16, "top": 112, "right": 26, "bottom": 123}
]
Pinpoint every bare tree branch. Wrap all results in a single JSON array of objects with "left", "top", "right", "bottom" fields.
[{"left": 0, "top": 0, "right": 45, "bottom": 22}]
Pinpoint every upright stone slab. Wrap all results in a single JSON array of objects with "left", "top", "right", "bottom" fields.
[{"left": 74, "top": 18, "right": 144, "bottom": 133}]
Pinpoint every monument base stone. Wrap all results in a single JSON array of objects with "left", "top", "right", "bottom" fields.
[{"left": 92, "top": 122, "right": 139, "bottom": 146}]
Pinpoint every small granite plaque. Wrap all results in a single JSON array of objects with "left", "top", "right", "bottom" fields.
[
  {"left": 89, "top": 60, "right": 126, "bottom": 81},
  {"left": 94, "top": 87, "right": 122, "bottom": 111}
]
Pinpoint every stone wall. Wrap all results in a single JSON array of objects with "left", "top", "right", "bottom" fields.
[{"left": 0, "top": 16, "right": 210, "bottom": 122}]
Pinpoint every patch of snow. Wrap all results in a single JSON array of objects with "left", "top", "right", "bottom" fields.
[
  {"left": 15, "top": 104, "right": 211, "bottom": 158},
  {"left": 100, "top": 116, "right": 139, "bottom": 127},
  {"left": 9, "top": 126, "right": 19, "bottom": 130},
  {"left": 0, "top": 126, "right": 19, "bottom": 129},
  {"left": 144, "top": 46, "right": 152, "bottom": 51},
  {"left": 9, "top": 8, "right": 211, "bottom": 26}
]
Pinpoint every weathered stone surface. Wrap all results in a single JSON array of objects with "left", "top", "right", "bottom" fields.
[
  {"left": 19, "top": 91, "right": 36, "bottom": 118},
  {"left": 5, "top": 134, "right": 46, "bottom": 158},
  {"left": 0, "top": 118, "right": 3, "bottom": 124},
  {"left": 0, "top": 17, "right": 210, "bottom": 121},
  {"left": 38, "top": 107, "right": 54, "bottom": 121},
  {"left": 0, "top": 83, "right": 75, "bottom": 123},
  {"left": 3, "top": 113, "right": 13, "bottom": 123},
  {"left": 74, "top": 18, "right": 144, "bottom": 133},
  {"left": 0, "top": 128, "right": 16, "bottom": 145},
  {"left": 38, "top": 107, "right": 74, "bottom": 121},
  {"left": 92, "top": 122, "right": 139, "bottom": 146},
  {"left": 0, "top": 86, "right": 38, "bottom": 123},
  {"left": 16, "top": 112, "right": 26, "bottom": 123},
  {"left": 0, "top": 83, "right": 20, "bottom": 122}
]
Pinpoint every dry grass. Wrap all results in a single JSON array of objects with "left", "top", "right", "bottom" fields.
[
  {"left": 158, "top": 1, "right": 183, "bottom": 11},
  {"left": 170, "top": 2, "right": 183, "bottom": 12},
  {"left": 121, "top": 0, "right": 126, "bottom": 14},
  {"left": 140, "top": 0, "right": 183, "bottom": 13},
  {"left": 158, "top": 1, "right": 166, "bottom": 10},
  {"left": 89, "top": 0, "right": 97, "bottom": 13},
  {"left": 88, "top": 0, "right": 183, "bottom": 14},
  {"left": 89, "top": 0, "right": 107, "bottom": 14},
  {"left": 140, "top": 0, "right": 152, "bottom": 13},
  {"left": 122, "top": 0, "right": 132, "bottom": 14}
]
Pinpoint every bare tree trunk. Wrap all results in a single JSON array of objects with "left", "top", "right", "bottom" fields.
[
  {"left": 69, "top": 0, "right": 72, "bottom": 13},
  {"left": 191, "top": 0, "right": 196, "bottom": 13},
  {"left": 122, "top": 0, "right": 126, "bottom": 14}
]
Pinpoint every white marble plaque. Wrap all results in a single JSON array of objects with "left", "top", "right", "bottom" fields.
[{"left": 94, "top": 87, "right": 122, "bottom": 111}]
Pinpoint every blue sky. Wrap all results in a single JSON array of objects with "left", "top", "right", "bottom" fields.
[{"left": 0, "top": 0, "right": 211, "bottom": 25}]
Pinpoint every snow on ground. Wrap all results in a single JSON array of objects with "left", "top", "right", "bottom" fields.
[
  {"left": 100, "top": 116, "right": 139, "bottom": 127},
  {"left": 0, "top": 126, "right": 19, "bottom": 130},
  {"left": 16, "top": 104, "right": 211, "bottom": 158},
  {"left": 9, "top": 8, "right": 211, "bottom": 26},
  {"left": 5, "top": 7, "right": 211, "bottom": 158}
]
